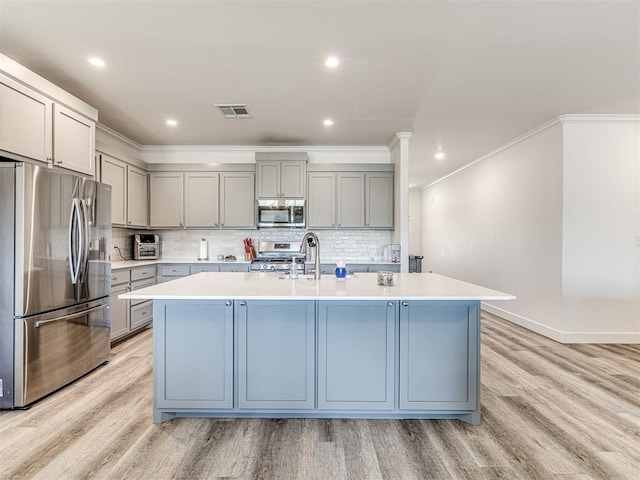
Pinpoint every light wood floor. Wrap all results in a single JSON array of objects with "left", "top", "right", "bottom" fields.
[{"left": 1, "top": 313, "right": 638, "bottom": 480}]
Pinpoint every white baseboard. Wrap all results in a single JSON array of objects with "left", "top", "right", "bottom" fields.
[{"left": 481, "top": 303, "right": 640, "bottom": 344}]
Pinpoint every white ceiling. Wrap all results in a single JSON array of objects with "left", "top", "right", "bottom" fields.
[{"left": 1, "top": 0, "right": 638, "bottom": 187}]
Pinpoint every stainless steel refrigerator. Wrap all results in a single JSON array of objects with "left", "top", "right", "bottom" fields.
[{"left": 0, "top": 161, "right": 111, "bottom": 409}]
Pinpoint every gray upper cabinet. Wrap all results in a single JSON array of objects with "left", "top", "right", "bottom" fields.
[
  {"left": 184, "top": 172, "right": 219, "bottom": 228},
  {"left": 220, "top": 172, "right": 255, "bottom": 228},
  {"left": 150, "top": 172, "right": 184, "bottom": 227},
  {"left": 149, "top": 169, "right": 252, "bottom": 229},
  {"left": 307, "top": 172, "right": 336, "bottom": 228},
  {"left": 0, "top": 74, "right": 52, "bottom": 164},
  {"left": 365, "top": 172, "right": 394, "bottom": 229},
  {"left": 52, "top": 104, "right": 95, "bottom": 176},
  {"left": 149, "top": 172, "right": 220, "bottom": 229},
  {"left": 256, "top": 160, "right": 305, "bottom": 199},
  {"left": 100, "top": 155, "right": 127, "bottom": 226},
  {"left": 337, "top": 173, "right": 365, "bottom": 228},
  {"left": 127, "top": 165, "right": 148, "bottom": 228},
  {"left": 1, "top": 73, "right": 96, "bottom": 176},
  {"left": 307, "top": 166, "right": 394, "bottom": 230},
  {"left": 100, "top": 155, "right": 148, "bottom": 228}
]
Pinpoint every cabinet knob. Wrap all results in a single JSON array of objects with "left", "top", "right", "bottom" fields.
[
  {"left": 239, "top": 300, "right": 246, "bottom": 307},
  {"left": 402, "top": 301, "right": 409, "bottom": 307},
  {"left": 387, "top": 301, "right": 394, "bottom": 308},
  {"left": 225, "top": 300, "right": 232, "bottom": 306}
]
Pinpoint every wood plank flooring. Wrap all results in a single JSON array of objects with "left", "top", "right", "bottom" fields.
[{"left": 1, "top": 312, "right": 638, "bottom": 479}]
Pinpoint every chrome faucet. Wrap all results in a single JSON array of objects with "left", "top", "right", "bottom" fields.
[{"left": 300, "top": 232, "right": 321, "bottom": 279}]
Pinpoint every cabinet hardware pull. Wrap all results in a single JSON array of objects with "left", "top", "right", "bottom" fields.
[
  {"left": 387, "top": 301, "right": 394, "bottom": 307},
  {"left": 225, "top": 300, "right": 232, "bottom": 306},
  {"left": 239, "top": 300, "right": 246, "bottom": 307},
  {"left": 402, "top": 301, "right": 409, "bottom": 307}
]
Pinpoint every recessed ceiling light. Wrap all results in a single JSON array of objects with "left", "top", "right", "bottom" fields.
[
  {"left": 88, "top": 57, "right": 105, "bottom": 68},
  {"left": 325, "top": 56, "right": 339, "bottom": 68},
  {"left": 323, "top": 119, "right": 334, "bottom": 126},
  {"left": 166, "top": 119, "right": 178, "bottom": 126},
  {"left": 434, "top": 151, "right": 445, "bottom": 160}
]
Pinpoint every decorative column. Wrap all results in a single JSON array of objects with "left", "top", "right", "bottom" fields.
[{"left": 390, "top": 132, "right": 413, "bottom": 273}]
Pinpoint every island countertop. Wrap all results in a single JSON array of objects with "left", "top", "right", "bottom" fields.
[{"left": 121, "top": 271, "right": 515, "bottom": 302}]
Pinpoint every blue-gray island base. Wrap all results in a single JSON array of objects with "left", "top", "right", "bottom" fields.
[
  {"left": 120, "top": 272, "right": 514, "bottom": 425},
  {"left": 153, "top": 298, "right": 481, "bottom": 425}
]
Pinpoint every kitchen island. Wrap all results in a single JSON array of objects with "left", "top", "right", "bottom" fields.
[{"left": 122, "top": 272, "right": 514, "bottom": 425}]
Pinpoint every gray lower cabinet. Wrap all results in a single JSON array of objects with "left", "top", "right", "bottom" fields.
[
  {"left": 399, "top": 300, "right": 479, "bottom": 411},
  {"left": 346, "top": 263, "right": 401, "bottom": 273},
  {"left": 219, "top": 263, "right": 250, "bottom": 273},
  {"left": 109, "top": 275, "right": 130, "bottom": 340},
  {"left": 317, "top": 301, "right": 396, "bottom": 410},
  {"left": 190, "top": 264, "right": 220, "bottom": 274},
  {"left": 237, "top": 300, "right": 315, "bottom": 409},
  {"left": 159, "top": 264, "right": 190, "bottom": 283},
  {"left": 110, "top": 265, "right": 156, "bottom": 343},
  {"left": 155, "top": 300, "right": 234, "bottom": 409}
]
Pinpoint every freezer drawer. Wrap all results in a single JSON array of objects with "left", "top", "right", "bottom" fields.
[{"left": 15, "top": 298, "right": 110, "bottom": 407}]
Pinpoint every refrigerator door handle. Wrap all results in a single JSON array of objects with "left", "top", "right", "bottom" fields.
[
  {"left": 34, "top": 304, "right": 106, "bottom": 328},
  {"left": 68, "top": 198, "right": 83, "bottom": 284},
  {"left": 78, "top": 199, "right": 90, "bottom": 283}
]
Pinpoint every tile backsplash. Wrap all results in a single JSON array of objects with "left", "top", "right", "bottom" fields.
[{"left": 112, "top": 227, "right": 392, "bottom": 262}]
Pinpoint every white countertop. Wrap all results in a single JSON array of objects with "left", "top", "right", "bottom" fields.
[{"left": 121, "top": 272, "right": 515, "bottom": 301}]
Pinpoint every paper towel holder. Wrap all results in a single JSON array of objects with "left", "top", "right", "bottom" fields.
[{"left": 198, "top": 238, "right": 209, "bottom": 261}]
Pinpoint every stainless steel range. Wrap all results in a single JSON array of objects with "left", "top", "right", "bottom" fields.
[{"left": 250, "top": 241, "right": 305, "bottom": 273}]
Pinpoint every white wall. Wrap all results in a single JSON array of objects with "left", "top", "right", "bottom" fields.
[
  {"left": 422, "top": 122, "right": 565, "bottom": 338},
  {"left": 561, "top": 117, "right": 640, "bottom": 341},
  {"left": 421, "top": 115, "right": 640, "bottom": 343}
]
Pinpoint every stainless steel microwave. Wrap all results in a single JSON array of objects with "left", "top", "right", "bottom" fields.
[{"left": 256, "top": 199, "right": 305, "bottom": 228}]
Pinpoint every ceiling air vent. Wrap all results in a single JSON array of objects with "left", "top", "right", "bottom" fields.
[{"left": 215, "top": 104, "right": 252, "bottom": 119}]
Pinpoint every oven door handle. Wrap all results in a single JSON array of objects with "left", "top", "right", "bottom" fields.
[{"left": 35, "top": 304, "right": 106, "bottom": 328}]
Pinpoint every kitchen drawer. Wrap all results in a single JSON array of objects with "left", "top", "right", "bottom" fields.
[
  {"left": 130, "top": 277, "right": 155, "bottom": 306},
  {"left": 160, "top": 265, "right": 190, "bottom": 277},
  {"left": 111, "top": 269, "right": 130, "bottom": 286},
  {"left": 190, "top": 264, "right": 220, "bottom": 274},
  {"left": 131, "top": 265, "right": 157, "bottom": 282},
  {"left": 130, "top": 300, "right": 153, "bottom": 330},
  {"left": 219, "top": 263, "right": 250, "bottom": 273}
]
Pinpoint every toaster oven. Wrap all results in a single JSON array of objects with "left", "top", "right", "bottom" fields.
[{"left": 133, "top": 234, "right": 160, "bottom": 260}]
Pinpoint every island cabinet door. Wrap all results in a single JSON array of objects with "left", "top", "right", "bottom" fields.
[
  {"left": 155, "top": 300, "right": 234, "bottom": 409},
  {"left": 317, "top": 301, "right": 396, "bottom": 410},
  {"left": 399, "top": 300, "right": 479, "bottom": 411},
  {"left": 237, "top": 300, "right": 315, "bottom": 409}
]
